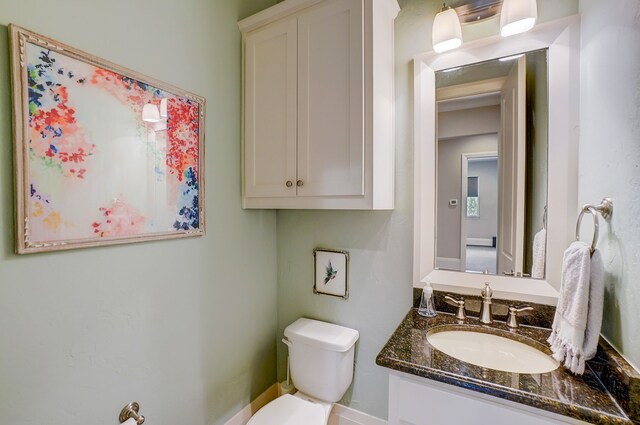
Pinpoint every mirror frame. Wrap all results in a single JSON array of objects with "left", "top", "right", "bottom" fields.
[{"left": 413, "top": 16, "right": 581, "bottom": 305}]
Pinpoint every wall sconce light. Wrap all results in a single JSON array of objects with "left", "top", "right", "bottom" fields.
[
  {"left": 500, "top": 0, "right": 538, "bottom": 37},
  {"left": 430, "top": 1, "right": 539, "bottom": 54},
  {"left": 432, "top": 3, "right": 463, "bottom": 53},
  {"left": 159, "top": 98, "right": 167, "bottom": 119},
  {"left": 142, "top": 103, "right": 161, "bottom": 123},
  {"left": 142, "top": 99, "right": 168, "bottom": 132}
]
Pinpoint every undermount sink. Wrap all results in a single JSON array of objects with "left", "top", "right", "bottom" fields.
[{"left": 426, "top": 328, "right": 559, "bottom": 374}]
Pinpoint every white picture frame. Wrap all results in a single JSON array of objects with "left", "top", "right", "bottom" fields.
[
  {"left": 313, "top": 248, "right": 349, "bottom": 299},
  {"left": 412, "top": 16, "right": 581, "bottom": 304}
]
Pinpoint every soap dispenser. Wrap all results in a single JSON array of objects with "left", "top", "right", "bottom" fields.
[{"left": 418, "top": 281, "right": 437, "bottom": 318}]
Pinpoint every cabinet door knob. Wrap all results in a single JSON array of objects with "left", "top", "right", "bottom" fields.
[
  {"left": 296, "top": 180, "right": 304, "bottom": 187},
  {"left": 286, "top": 180, "right": 293, "bottom": 187}
]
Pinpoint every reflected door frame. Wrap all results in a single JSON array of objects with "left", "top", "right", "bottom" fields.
[
  {"left": 437, "top": 79, "right": 503, "bottom": 274},
  {"left": 460, "top": 151, "right": 498, "bottom": 273},
  {"left": 497, "top": 56, "right": 527, "bottom": 277}
]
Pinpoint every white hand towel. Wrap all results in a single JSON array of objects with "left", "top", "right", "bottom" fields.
[
  {"left": 583, "top": 248, "right": 604, "bottom": 360},
  {"left": 548, "top": 241, "right": 605, "bottom": 375},
  {"left": 531, "top": 228, "right": 547, "bottom": 279}
]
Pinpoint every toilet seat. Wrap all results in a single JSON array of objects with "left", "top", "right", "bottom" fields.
[{"left": 247, "top": 394, "right": 326, "bottom": 425}]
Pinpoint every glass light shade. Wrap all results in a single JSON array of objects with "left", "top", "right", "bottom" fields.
[
  {"left": 159, "top": 98, "right": 168, "bottom": 118},
  {"left": 432, "top": 8, "right": 462, "bottom": 53},
  {"left": 500, "top": 0, "right": 537, "bottom": 37},
  {"left": 142, "top": 103, "right": 161, "bottom": 123}
]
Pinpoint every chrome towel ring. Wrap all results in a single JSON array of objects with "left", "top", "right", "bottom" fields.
[{"left": 575, "top": 198, "right": 613, "bottom": 253}]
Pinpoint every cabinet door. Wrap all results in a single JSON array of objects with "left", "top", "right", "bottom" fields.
[
  {"left": 389, "top": 374, "right": 585, "bottom": 425},
  {"left": 244, "top": 18, "right": 298, "bottom": 198},
  {"left": 297, "top": 0, "right": 364, "bottom": 197}
]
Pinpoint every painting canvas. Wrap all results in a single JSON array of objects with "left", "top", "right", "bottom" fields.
[
  {"left": 313, "top": 248, "right": 349, "bottom": 299},
  {"left": 9, "top": 25, "right": 205, "bottom": 253}
]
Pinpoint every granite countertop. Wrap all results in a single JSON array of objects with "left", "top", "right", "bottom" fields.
[{"left": 376, "top": 308, "right": 632, "bottom": 425}]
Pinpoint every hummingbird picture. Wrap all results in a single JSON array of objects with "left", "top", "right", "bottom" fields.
[{"left": 324, "top": 261, "right": 338, "bottom": 284}]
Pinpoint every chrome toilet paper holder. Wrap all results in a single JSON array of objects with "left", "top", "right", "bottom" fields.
[{"left": 119, "top": 402, "right": 145, "bottom": 424}]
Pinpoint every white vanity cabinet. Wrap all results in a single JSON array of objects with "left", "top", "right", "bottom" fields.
[
  {"left": 239, "top": 0, "right": 398, "bottom": 209},
  {"left": 388, "top": 373, "right": 589, "bottom": 425}
]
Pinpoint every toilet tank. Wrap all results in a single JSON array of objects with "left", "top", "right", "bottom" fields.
[{"left": 284, "top": 318, "right": 359, "bottom": 403}]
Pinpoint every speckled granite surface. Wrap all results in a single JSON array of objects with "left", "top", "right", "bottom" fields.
[
  {"left": 589, "top": 338, "right": 640, "bottom": 423},
  {"left": 376, "top": 309, "right": 634, "bottom": 424},
  {"left": 413, "top": 288, "right": 557, "bottom": 328}
]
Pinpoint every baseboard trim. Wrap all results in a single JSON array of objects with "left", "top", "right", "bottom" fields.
[
  {"left": 436, "top": 256, "right": 461, "bottom": 270},
  {"left": 466, "top": 237, "right": 493, "bottom": 247},
  {"left": 224, "top": 383, "right": 279, "bottom": 425},
  {"left": 224, "top": 383, "right": 387, "bottom": 425},
  {"left": 329, "top": 403, "right": 388, "bottom": 425}
]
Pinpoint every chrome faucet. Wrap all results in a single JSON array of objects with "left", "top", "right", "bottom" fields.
[
  {"left": 479, "top": 283, "right": 493, "bottom": 324},
  {"left": 507, "top": 305, "right": 534, "bottom": 328},
  {"left": 444, "top": 294, "right": 466, "bottom": 320}
]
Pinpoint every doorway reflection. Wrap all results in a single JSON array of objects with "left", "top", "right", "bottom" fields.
[{"left": 465, "top": 156, "right": 498, "bottom": 273}]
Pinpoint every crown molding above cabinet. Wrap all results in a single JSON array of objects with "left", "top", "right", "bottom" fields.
[{"left": 239, "top": 0, "right": 399, "bottom": 210}]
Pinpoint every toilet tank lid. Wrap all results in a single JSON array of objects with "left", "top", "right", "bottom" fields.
[{"left": 284, "top": 318, "right": 359, "bottom": 352}]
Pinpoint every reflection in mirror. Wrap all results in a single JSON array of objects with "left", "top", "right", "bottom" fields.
[{"left": 435, "top": 49, "right": 548, "bottom": 279}]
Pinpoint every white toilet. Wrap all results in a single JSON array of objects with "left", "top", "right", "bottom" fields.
[{"left": 247, "top": 318, "right": 359, "bottom": 425}]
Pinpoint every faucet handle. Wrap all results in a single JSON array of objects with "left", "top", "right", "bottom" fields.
[
  {"left": 444, "top": 294, "right": 466, "bottom": 320},
  {"left": 507, "top": 305, "right": 533, "bottom": 328}
]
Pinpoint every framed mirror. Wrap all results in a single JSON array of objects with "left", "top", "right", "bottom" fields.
[
  {"left": 435, "top": 49, "right": 548, "bottom": 279},
  {"left": 413, "top": 17, "right": 581, "bottom": 304}
]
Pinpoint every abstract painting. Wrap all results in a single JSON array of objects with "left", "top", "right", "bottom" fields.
[
  {"left": 9, "top": 25, "right": 205, "bottom": 253},
  {"left": 313, "top": 248, "right": 349, "bottom": 299}
]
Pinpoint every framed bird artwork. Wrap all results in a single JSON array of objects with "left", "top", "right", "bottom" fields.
[{"left": 313, "top": 248, "right": 349, "bottom": 299}]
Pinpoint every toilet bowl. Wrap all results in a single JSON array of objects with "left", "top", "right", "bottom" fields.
[
  {"left": 247, "top": 318, "right": 359, "bottom": 425},
  {"left": 246, "top": 392, "right": 330, "bottom": 425}
]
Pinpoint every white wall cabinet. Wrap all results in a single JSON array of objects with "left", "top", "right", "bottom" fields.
[
  {"left": 239, "top": 0, "right": 398, "bottom": 209},
  {"left": 244, "top": 17, "right": 298, "bottom": 199},
  {"left": 388, "top": 372, "right": 589, "bottom": 425}
]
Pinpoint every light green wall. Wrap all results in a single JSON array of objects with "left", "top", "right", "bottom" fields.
[
  {"left": 579, "top": 0, "right": 640, "bottom": 369},
  {"left": 2, "top": 0, "right": 610, "bottom": 423},
  {"left": 276, "top": 0, "right": 579, "bottom": 419},
  {"left": 0, "top": 1, "right": 278, "bottom": 424}
]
